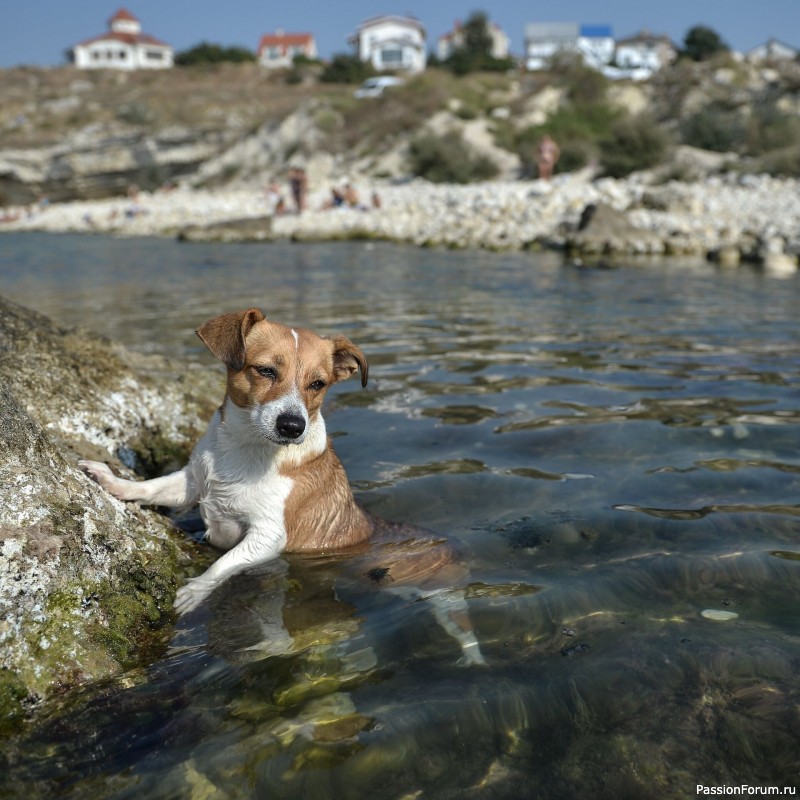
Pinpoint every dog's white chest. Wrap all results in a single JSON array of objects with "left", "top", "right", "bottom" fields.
[{"left": 190, "top": 412, "right": 295, "bottom": 549}]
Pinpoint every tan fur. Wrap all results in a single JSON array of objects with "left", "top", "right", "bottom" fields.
[{"left": 282, "top": 446, "right": 372, "bottom": 552}]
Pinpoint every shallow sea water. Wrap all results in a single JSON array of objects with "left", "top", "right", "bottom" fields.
[{"left": 1, "top": 234, "right": 799, "bottom": 799}]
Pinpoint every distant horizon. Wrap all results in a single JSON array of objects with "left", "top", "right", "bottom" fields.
[{"left": 2, "top": 1, "right": 798, "bottom": 69}]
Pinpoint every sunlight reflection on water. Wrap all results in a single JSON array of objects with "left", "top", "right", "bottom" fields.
[{"left": 2, "top": 235, "right": 799, "bottom": 798}]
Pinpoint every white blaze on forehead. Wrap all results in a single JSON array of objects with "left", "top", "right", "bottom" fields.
[{"left": 291, "top": 328, "right": 299, "bottom": 350}]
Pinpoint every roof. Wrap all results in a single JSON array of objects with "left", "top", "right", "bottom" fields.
[
  {"left": 525, "top": 22, "right": 579, "bottom": 40},
  {"left": 746, "top": 38, "right": 799, "bottom": 56},
  {"left": 356, "top": 15, "right": 426, "bottom": 35},
  {"left": 258, "top": 33, "right": 314, "bottom": 49},
  {"left": 110, "top": 8, "right": 138, "bottom": 23},
  {"left": 617, "top": 30, "right": 675, "bottom": 47},
  {"left": 580, "top": 25, "right": 613, "bottom": 38},
  {"left": 76, "top": 31, "right": 170, "bottom": 48}
]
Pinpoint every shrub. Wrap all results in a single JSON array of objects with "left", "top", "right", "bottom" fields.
[
  {"left": 746, "top": 101, "right": 800, "bottom": 156},
  {"left": 116, "top": 101, "right": 156, "bottom": 126},
  {"left": 512, "top": 101, "right": 619, "bottom": 177},
  {"left": 557, "top": 139, "right": 598, "bottom": 173},
  {"left": 175, "top": 42, "right": 255, "bottom": 66},
  {"left": 680, "top": 105, "right": 747, "bottom": 152},
  {"left": 320, "top": 54, "right": 375, "bottom": 84},
  {"left": 753, "top": 145, "right": 800, "bottom": 177},
  {"left": 599, "top": 115, "right": 672, "bottom": 177},
  {"left": 407, "top": 131, "right": 499, "bottom": 183}
]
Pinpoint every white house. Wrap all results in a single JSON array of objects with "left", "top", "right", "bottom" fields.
[
  {"left": 746, "top": 38, "right": 799, "bottom": 63},
  {"left": 437, "top": 19, "right": 510, "bottom": 61},
  {"left": 615, "top": 30, "right": 677, "bottom": 73},
  {"left": 257, "top": 30, "right": 317, "bottom": 68},
  {"left": 72, "top": 8, "right": 173, "bottom": 70},
  {"left": 524, "top": 22, "right": 614, "bottom": 71},
  {"left": 349, "top": 15, "right": 426, "bottom": 73}
]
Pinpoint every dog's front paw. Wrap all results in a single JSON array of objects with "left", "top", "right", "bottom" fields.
[
  {"left": 457, "top": 642, "right": 488, "bottom": 667},
  {"left": 79, "top": 459, "right": 117, "bottom": 490},
  {"left": 174, "top": 578, "right": 216, "bottom": 615},
  {"left": 79, "top": 460, "right": 130, "bottom": 500}
]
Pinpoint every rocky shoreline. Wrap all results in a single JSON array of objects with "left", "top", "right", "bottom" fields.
[{"left": 2, "top": 171, "right": 800, "bottom": 273}]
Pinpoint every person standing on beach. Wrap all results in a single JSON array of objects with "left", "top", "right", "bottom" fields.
[
  {"left": 536, "top": 135, "right": 560, "bottom": 181},
  {"left": 288, "top": 166, "right": 308, "bottom": 214}
]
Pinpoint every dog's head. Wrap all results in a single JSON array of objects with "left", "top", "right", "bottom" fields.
[{"left": 197, "top": 308, "right": 367, "bottom": 446}]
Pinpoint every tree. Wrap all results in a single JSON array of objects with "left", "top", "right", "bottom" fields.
[
  {"left": 443, "top": 11, "right": 516, "bottom": 75},
  {"left": 175, "top": 42, "right": 255, "bottom": 66},
  {"left": 462, "top": 11, "right": 493, "bottom": 60},
  {"left": 681, "top": 26, "right": 729, "bottom": 61}
]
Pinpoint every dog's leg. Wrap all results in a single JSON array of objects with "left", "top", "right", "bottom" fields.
[
  {"left": 79, "top": 460, "right": 194, "bottom": 506},
  {"left": 426, "top": 589, "right": 487, "bottom": 666},
  {"left": 175, "top": 525, "right": 286, "bottom": 614},
  {"left": 203, "top": 518, "right": 245, "bottom": 550}
]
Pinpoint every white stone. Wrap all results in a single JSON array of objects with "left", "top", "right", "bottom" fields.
[{"left": 701, "top": 609, "right": 739, "bottom": 621}]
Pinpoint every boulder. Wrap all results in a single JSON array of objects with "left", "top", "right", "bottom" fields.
[
  {"left": 566, "top": 202, "right": 663, "bottom": 256},
  {"left": 0, "top": 295, "right": 218, "bottom": 729},
  {"left": 178, "top": 215, "right": 274, "bottom": 242}
]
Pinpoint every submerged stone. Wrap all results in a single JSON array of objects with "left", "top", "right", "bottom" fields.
[{"left": 701, "top": 609, "right": 740, "bottom": 621}]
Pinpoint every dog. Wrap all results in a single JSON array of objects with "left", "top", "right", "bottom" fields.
[{"left": 80, "top": 308, "right": 485, "bottom": 665}]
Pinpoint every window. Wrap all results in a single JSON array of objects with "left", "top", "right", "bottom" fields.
[
  {"left": 146, "top": 50, "right": 164, "bottom": 61},
  {"left": 380, "top": 48, "right": 403, "bottom": 65}
]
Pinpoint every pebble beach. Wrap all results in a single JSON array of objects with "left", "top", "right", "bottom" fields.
[{"left": 3, "top": 173, "right": 800, "bottom": 272}]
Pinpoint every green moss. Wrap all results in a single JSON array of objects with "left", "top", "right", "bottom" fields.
[{"left": 0, "top": 671, "right": 29, "bottom": 735}]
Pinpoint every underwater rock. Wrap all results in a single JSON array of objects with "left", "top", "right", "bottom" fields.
[
  {"left": 0, "top": 294, "right": 218, "bottom": 726},
  {"left": 701, "top": 609, "right": 740, "bottom": 622}
]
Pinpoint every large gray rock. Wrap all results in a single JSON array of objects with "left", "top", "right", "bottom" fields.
[
  {"left": 566, "top": 202, "right": 663, "bottom": 256},
  {"left": 0, "top": 296, "right": 218, "bottom": 729}
]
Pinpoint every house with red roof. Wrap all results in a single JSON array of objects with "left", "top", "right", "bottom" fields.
[
  {"left": 71, "top": 8, "right": 173, "bottom": 70},
  {"left": 257, "top": 30, "right": 317, "bottom": 68}
]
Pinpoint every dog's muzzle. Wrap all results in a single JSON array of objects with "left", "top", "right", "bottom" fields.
[{"left": 276, "top": 413, "right": 306, "bottom": 440}]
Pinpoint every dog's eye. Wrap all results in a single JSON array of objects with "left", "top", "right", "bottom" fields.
[
  {"left": 308, "top": 380, "right": 327, "bottom": 391},
  {"left": 255, "top": 366, "right": 277, "bottom": 380}
]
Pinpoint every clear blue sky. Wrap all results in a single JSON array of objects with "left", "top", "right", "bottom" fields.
[{"left": 2, "top": 0, "right": 798, "bottom": 67}]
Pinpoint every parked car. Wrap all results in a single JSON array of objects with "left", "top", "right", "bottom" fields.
[{"left": 354, "top": 76, "right": 404, "bottom": 99}]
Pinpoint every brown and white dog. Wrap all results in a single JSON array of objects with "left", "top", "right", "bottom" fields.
[{"left": 80, "top": 308, "right": 485, "bottom": 665}]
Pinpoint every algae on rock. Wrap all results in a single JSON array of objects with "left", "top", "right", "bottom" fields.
[{"left": 0, "top": 294, "right": 217, "bottom": 729}]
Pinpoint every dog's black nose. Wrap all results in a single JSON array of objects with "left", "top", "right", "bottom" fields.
[{"left": 276, "top": 413, "right": 306, "bottom": 439}]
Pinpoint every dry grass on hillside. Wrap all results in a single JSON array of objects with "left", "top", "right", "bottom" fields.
[{"left": 0, "top": 64, "right": 351, "bottom": 149}]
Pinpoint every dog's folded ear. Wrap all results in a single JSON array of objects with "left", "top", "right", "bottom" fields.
[
  {"left": 329, "top": 335, "right": 369, "bottom": 387},
  {"left": 196, "top": 308, "right": 265, "bottom": 370}
]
